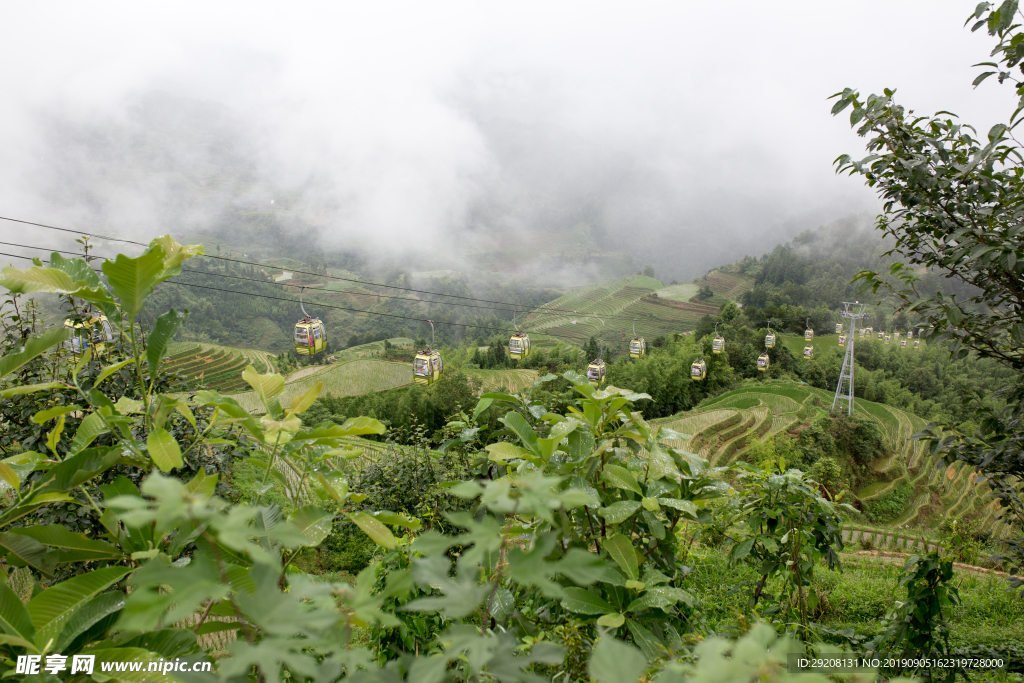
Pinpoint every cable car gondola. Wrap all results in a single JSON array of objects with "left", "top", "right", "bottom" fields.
[
  {"left": 63, "top": 314, "right": 114, "bottom": 358},
  {"left": 293, "top": 288, "right": 326, "bottom": 356},
  {"left": 756, "top": 352, "right": 770, "bottom": 372},
  {"left": 804, "top": 319, "right": 814, "bottom": 342},
  {"left": 628, "top": 321, "right": 646, "bottom": 359},
  {"left": 764, "top": 322, "right": 776, "bottom": 349},
  {"left": 914, "top": 340, "right": 920, "bottom": 348},
  {"left": 878, "top": 331, "right": 884, "bottom": 340},
  {"left": 712, "top": 322, "right": 725, "bottom": 354},
  {"left": 835, "top": 322, "right": 843, "bottom": 334},
  {"left": 900, "top": 339, "right": 907, "bottom": 348},
  {"left": 509, "top": 312, "right": 531, "bottom": 359},
  {"left": 893, "top": 331, "right": 900, "bottom": 340},
  {"left": 414, "top": 320, "right": 444, "bottom": 385},
  {"left": 838, "top": 335, "right": 846, "bottom": 346},
  {"left": 587, "top": 360, "right": 607, "bottom": 386},
  {"left": 884, "top": 335, "right": 891, "bottom": 345},
  {"left": 803, "top": 344, "right": 814, "bottom": 359},
  {"left": 907, "top": 329, "right": 913, "bottom": 339},
  {"left": 690, "top": 343, "right": 707, "bottom": 381}
]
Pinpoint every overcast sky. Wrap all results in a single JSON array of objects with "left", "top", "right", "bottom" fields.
[{"left": 0, "top": 1, "right": 1016, "bottom": 279}]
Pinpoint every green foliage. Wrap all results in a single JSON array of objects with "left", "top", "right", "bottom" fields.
[
  {"left": 833, "top": 1, "right": 1024, "bottom": 582},
  {"left": 864, "top": 482, "right": 915, "bottom": 524},
  {"left": 726, "top": 465, "right": 852, "bottom": 633}
]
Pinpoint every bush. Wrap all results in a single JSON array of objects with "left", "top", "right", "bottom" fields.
[{"left": 864, "top": 481, "right": 914, "bottom": 523}]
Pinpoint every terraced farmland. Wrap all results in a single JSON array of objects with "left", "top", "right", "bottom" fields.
[
  {"left": 467, "top": 368, "right": 539, "bottom": 393},
  {"left": 695, "top": 269, "right": 756, "bottom": 300},
  {"left": 666, "top": 379, "right": 1005, "bottom": 538},
  {"left": 163, "top": 342, "right": 276, "bottom": 392},
  {"left": 229, "top": 359, "right": 411, "bottom": 414},
  {"left": 524, "top": 275, "right": 724, "bottom": 347}
]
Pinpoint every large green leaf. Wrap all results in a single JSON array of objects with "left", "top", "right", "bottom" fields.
[
  {"left": 152, "top": 235, "right": 204, "bottom": 273},
  {"left": 0, "top": 579, "right": 34, "bottom": 642},
  {"left": 0, "top": 264, "right": 114, "bottom": 306},
  {"left": 242, "top": 365, "right": 285, "bottom": 405},
  {"left": 31, "top": 404, "right": 81, "bottom": 424},
  {"left": 288, "top": 505, "right": 334, "bottom": 546},
  {"left": 602, "top": 465, "right": 642, "bottom": 495},
  {"left": 0, "top": 382, "right": 69, "bottom": 398},
  {"left": 348, "top": 512, "right": 398, "bottom": 549},
  {"left": 598, "top": 500, "right": 641, "bottom": 524},
  {"left": 560, "top": 587, "right": 615, "bottom": 615},
  {"left": 604, "top": 533, "right": 639, "bottom": 580},
  {"left": 0, "top": 532, "right": 55, "bottom": 576},
  {"left": 27, "top": 565, "right": 131, "bottom": 650},
  {"left": 70, "top": 412, "right": 110, "bottom": 454},
  {"left": 8, "top": 524, "right": 122, "bottom": 561},
  {"left": 626, "top": 619, "right": 665, "bottom": 659},
  {"left": 53, "top": 591, "right": 126, "bottom": 653},
  {"left": 0, "top": 328, "right": 69, "bottom": 379},
  {"left": 101, "top": 246, "right": 166, "bottom": 320},
  {"left": 587, "top": 636, "right": 647, "bottom": 683},
  {"left": 147, "top": 428, "right": 183, "bottom": 472},
  {"left": 146, "top": 308, "right": 187, "bottom": 381},
  {"left": 499, "top": 410, "right": 540, "bottom": 455}
]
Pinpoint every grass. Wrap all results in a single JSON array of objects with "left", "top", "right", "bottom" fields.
[
  {"left": 466, "top": 368, "right": 539, "bottom": 393},
  {"left": 685, "top": 545, "right": 1024, "bottom": 649},
  {"left": 654, "top": 283, "right": 699, "bottom": 301}
]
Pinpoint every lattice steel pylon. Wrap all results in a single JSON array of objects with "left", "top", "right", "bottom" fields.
[{"left": 831, "top": 301, "right": 868, "bottom": 416}]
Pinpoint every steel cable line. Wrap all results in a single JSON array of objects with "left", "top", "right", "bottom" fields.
[{"left": 0, "top": 214, "right": 730, "bottom": 325}]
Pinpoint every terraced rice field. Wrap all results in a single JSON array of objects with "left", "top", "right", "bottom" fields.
[
  {"left": 335, "top": 338, "right": 416, "bottom": 361},
  {"left": 468, "top": 369, "right": 539, "bottom": 393},
  {"left": 229, "top": 359, "right": 411, "bottom": 414},
  {"left": 696, "top": 270, "right": 756, "bottom": 300},
  {"left": 523, "top": 275, "right": 721, "bottom": 347},
  {"left": 164, "top": 342, "right": 274, "bottom": 392}
]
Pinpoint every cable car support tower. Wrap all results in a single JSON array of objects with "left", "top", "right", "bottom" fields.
[{"left": 831, "top": 301, "right": 868, "bottom": 416}]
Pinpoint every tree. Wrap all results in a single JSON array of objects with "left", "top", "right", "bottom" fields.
[
  {"left": 831, "top": 1, "right": 1024, "bottom": 580},
  {"left": 642, "top": 265, "right": 656, "bottom": 278}
]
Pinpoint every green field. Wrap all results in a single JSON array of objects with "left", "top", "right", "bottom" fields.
[
  {"left": 229, "top": 359, "right": 411, "bottom": 413},
  {"left": 466, "top": 368, "right": 539, "bottom": 393},
  {"left": 523, "top": 275, "right": 724, "bottom": 347}
]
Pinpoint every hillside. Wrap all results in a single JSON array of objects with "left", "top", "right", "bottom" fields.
[
  {"left": 523, "top": 273, "right": 753, "bottom": 348},
  {"left": 652, "top": 379, "right": 1006, "bottom": 544}
]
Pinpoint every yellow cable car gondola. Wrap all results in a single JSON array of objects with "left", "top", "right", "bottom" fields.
[
  {"left": 690, "top": 343, "right": 707, "bottom": 380},
  {"left": 764, "top": 322, "right": 776, "bottom": 349},
  {"left": 628, "top": 321, "right": 646, "bottom": 358},
  {"left": 587, "top": 359, "right": 607, "bottom": 387},
  {"left": 900, "top": 339, "right": 907, "bottom": 348},
  {"left": 884, "top": 334, "right": 891, "bottom": 345},
  {"left": 804, "top": 318, "right": 814, "bottom": 342},
  {"left": 803, "top": 344, "right": 814, "bottom": 359},
  {"left": 63, "top": 314, "right": 114, "bottom": 358},
  {"left": 509, "top": 312, "right": 531, "bottom": 360},
  {"left": 712, "top": 322, "right": 725, "bottom": 354},
  {"left": 838, "top": 335, "right": 846, "bottom": 346},
  {"left": 413, "top": 320, "right": 444, "bottom": 385},
  {"left": 914, "top": 340, "right": 920, "bottom": 348},
  {"left": 835, "top": 322, "right": 843, "bottom": 334},
  {"left": 293, "top": 288, "right": 327, "bottom": 356},
  {"left": 878, "top": 331, "right": 884, "bottom": 340},
  {"left": 894, "top": 331, "right": 900, "bottom": 340},
  {"left": 756, "top": 352, "right": 770, "bottom": 372}
]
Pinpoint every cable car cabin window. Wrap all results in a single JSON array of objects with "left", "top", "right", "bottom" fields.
[
  {"left": 509, "top": 339, "right": 521, "bottom": 353},
  {"left": 629, "top": 341, "right": 642, "bottom": 354},
  {"left": 587, "top": 366, "right": 602, "bottom": 381},
  {"left": 433, "top": 356, "right": 442, "bottom": 371},
  {"left": 414, "top": 358, "right": 430, "bottom": 376},
  {"left": 295, "top": 328, "right": 308, "bottom": 342},
  {"left": 313, "top": 326, "right": 321, "bottom": 340}
]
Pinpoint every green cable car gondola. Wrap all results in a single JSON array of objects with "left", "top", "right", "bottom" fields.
[
  {"left": 764, "top": 322, "right": 776, "bottom": 349},
  {"left": 587, "top": 359, "right": 607, "bottom": 387},
  {"left": 293, "top": 288, "right": 326, "bottom": 356},
  {"left": 804, "top": 319, "right": 814, "bottom": 342},
  {"left": 712, "top": 323, "right": 725, "bottom": 354},
  {"left": 63, "top": 314, "right": 114, "bottom": 358},
  {"left": 509, "top": 312, "right": 531, "bottom": 359},
  {"left": 756, "top": 352, "right": 770, "bottom": 372},
  {"left": 628, "top": 322, "right": 645, "bottom": 358},
  {"left": 414, "top": 321, "right": 444, "bottom": 385},
  {"left": 838, "top": 335, "right": 846, "bottom": 346},
  {"left": 803, "top": 344, "right": 814, "bottom": 359}
]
